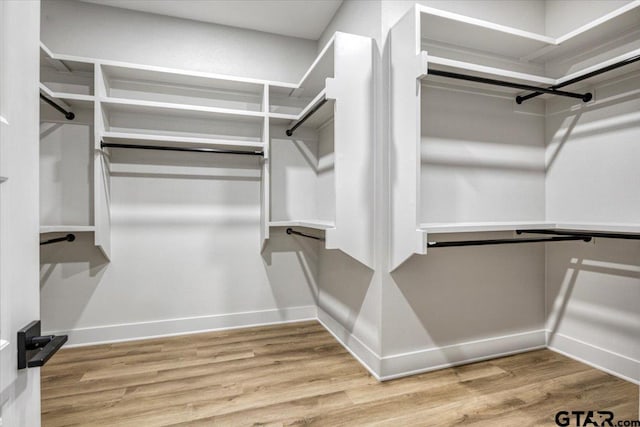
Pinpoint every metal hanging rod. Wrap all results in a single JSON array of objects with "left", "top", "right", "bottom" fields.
[
  {"left": 39, "top": 93, "right": 75, "bottom": 120},
  {"left": 516, "top": 54, "right": 640, "bottom": 104},
  {"left": 100, "top": 142, "right": 264, "bottom": 156},
  {"left": 40, "top": 234, "right": 75, "bottom": 246},
  {"left": 427, "top": 235, "right": 591, "bottom": 248},
  {"left": 286, "top": 228, "right": 326, "bottom": 241},
  {"left": 516, "top": 229, "right": 640, "bottom": 241},
  {"left": 286, "top": 97, "right": 328, "bottom": 136},
  {"left": 428, "top": 69, "right": 592, "bottom": 103}
]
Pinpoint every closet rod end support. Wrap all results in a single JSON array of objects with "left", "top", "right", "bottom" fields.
[
  {"left": 582, "top": 93, "right": 593, "bottom": 103},
  {"left": 285, "top": 129, "right": 293, "bottom": 137},
  {"left": 515, "top": 96, "right": 524, "bottom": 105},
  {"left": 65, "top": 112, "right": 75, "bottom": 120},
  {"left": 286, "top": 228, "right": 293, "bottom": 235}
]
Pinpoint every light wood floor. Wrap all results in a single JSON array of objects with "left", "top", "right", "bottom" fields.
[{"left": 42, "top": 321, "right": 638, "bottom": 426}]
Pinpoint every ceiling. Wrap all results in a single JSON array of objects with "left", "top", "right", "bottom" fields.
[{"left": 79, "top": 0, "right": 343, "bottom": 40}]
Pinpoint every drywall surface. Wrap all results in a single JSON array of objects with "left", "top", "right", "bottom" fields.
[
  {"left": 544, "top": 0, "right": 633, "bottom": 38},
  {"left": 41, "top": 153, "right": 317, "bottom": 344},
  {"left": 545, "top": 71, "right": 640, "bottom": 382},
  {"left": 39, "top": 1, "right": 319, "bottom": 344},
  {"left": 545, "top": 76, "right": 640, "bottom": 225},
  {"left": 41, "top": 0, "right": 317, "bottom": 83},
  {"left": 546, "top": 239, "right": 640, "bottom": 383}
]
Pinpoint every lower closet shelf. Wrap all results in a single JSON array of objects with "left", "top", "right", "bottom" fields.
[
  {"left": 40, "top": 225, "right": 95, "bottom": 234},
  {"left": 269, "top": 220, "right": 335, "bottom": 230}
]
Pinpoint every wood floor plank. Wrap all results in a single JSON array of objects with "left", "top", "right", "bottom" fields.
[{"left": 42, "top": 321, "right": 639, "bottom": 427}]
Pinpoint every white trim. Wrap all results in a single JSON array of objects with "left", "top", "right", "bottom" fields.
[
  {"left": 46, "top": 305, "right": 317, "bottom": 348},
  {"left": 379, "top": 330, "right": 546, "bottom": 381},
  {"left": 547, "top": 332, "right": 639, "bottom": 385},
  {"left": 316, "top": 307, "right": 382, "bottom": 381},
  {"left": 40, "top": 42, "right": 298, "bottom": 89}
]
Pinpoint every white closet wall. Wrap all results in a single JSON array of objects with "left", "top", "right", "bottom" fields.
[
  {"left": 40, "top": 0, "right": 319, "bottom": 345},
  {"left": 542, "top": 7, "right": 640, "bottom": 383}
]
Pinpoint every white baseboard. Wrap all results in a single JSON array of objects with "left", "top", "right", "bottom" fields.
[
  {"left": 379, "top": 330, "right": 547, "bottom": 381},
  {"left": 316, "top": 307, "right": 546, "bottom": 382},
  {"left": 547, "top": 332, "right": 639, "bottom": 385},
  {"left": 316, "top": 307, "right": 382, "bottom": 380},
  {"left": 46, "top": 305, "right": 317, "bottom": 348}
]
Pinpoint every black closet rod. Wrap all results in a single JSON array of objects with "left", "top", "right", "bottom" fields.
[
  {"left": 516, "top": 54, "right": 640, "bottom": 104},
  {"left": 286, "top": 228, "right": 326, "bottom": 241},
  {"left": 40, "top": 234, "right": 75, "bottom": 246},
  {"left": 427, "top": 235, "right": 591, "bottom": 248},
  {"left": 100, "top": 142, "right": 264, "bottom": 156},
  {"left": 427, "top": 69, "right": 592, "bottom": 103},
  {"left": 39, "top": 93, "right": 75, "bottom": 120},
  {"left": 286, "top": 97, "right": 328, "bottom": 136},
  {"left": 517, "top": 229, "right": 640, "bottom": 240}
]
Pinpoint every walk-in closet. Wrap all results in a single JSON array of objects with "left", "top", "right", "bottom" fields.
[{"left": 0, "top": 0, "right": 637, "bottom": 425}]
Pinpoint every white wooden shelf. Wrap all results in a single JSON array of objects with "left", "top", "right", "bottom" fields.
[
  {"left": 101, "top": 64, "right": 264, "bottom": 112},
  {"left": 418, "top": 222, "right": 640, "bottom": 236},
  {"left": 40, "top": 225, "right": 95, "bottom": 234},
  {"left": 101, "top": 97, "right": 265, "bottom": 120},
  {"left": 269, "top": 91, "right": 334, "bottom": 130},
  {"left": 269, "top": 220, "right": 335, "bottom": 230},
  {"left": 553, "top": 223, "right": 640, "bottom": 235},
  {"left": 420, "top": 221, "right": 552, "bottom": 234},
  {"left": 290, "top": 36, "right": 335, "bottom": 98},
  {"left": 101, "top": 131, "right": 264, "bottom": 151},
  {"left": 418, "top": 2, "right": 640, "bottom": 62},
  {"left": 418, "top": 5, "right": 554, "bottom": 59},
  {"left": 39, "top": 83, "right": 95, "bottom": 108},
  {"left": 425, "top": 56, "right": 554, "bottom": 88}
]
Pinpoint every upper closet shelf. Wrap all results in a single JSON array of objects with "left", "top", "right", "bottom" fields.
[
  {"left": 40, "top": 44, "right": 94, "bottom": 74},
  {"left": 101, "top": 64, "right": 266, "bottom": 112},
  {"left": 418, "top": 2, "right": 640, "bottom": 63},
  {"left": 292, "top": 36, "right": 335, "bottom": 98},
  {"left": 269, "top": 90, "right": 334, "bottom": 131},
  {"left": 39, "top": 83, "right": 94, "bottom": 108},
  {"left": 418, "top": 6, "right": 553, "bottom": 59}
]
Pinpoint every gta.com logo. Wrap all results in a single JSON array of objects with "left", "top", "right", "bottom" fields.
[{"left": 555, "top": 410, "right": 640, "bottom": 426}]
